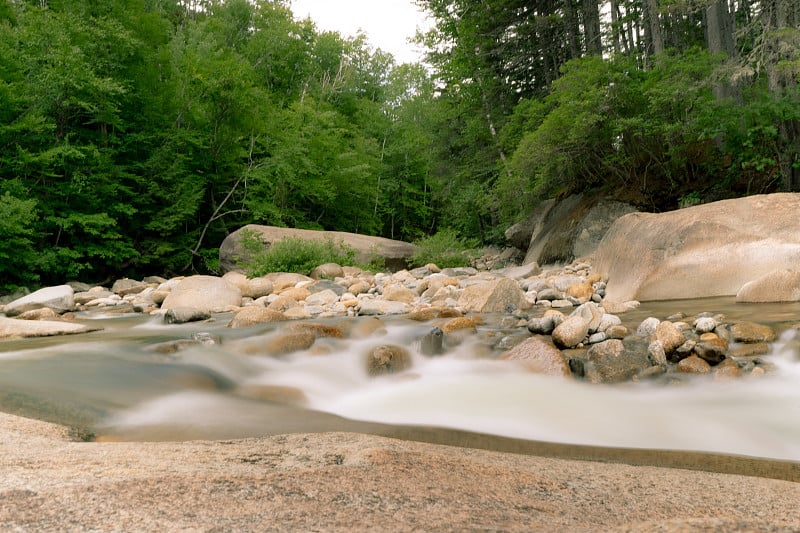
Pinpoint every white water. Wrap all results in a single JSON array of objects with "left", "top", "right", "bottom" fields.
[{"left": 103, "top": 323, "right": 800, "bottom": 461}]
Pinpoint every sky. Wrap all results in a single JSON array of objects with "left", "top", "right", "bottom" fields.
[{"left": 289, "top": 0, "right": 431, "bottom": 64}]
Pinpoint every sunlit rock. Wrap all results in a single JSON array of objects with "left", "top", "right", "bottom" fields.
[
  {"left": 500, "top": 336, "right": 571, "bottom": 377},
  {"left": 3, "top": 285, "right": 74, "bottom": 316},
  {"left": 161, "top": 275, "right": 241, "bottom": 313}
]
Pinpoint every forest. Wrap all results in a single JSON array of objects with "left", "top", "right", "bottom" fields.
[{"left": 0, "top": 0, "right": 798, "bottom": 290}]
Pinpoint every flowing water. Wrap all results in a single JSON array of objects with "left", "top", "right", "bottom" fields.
[{"left": 2, "top": 297, "right": 800, "bottom": 462}]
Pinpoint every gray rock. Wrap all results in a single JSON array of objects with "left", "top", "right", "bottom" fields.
[
  {"left": 636, "top": 317, "right": 660, "bottom": 337},
  {"left": 3, "top": 285, "right": 74, "bottom": 316},
  {"left": 527, "top": 315, "right": 556, "bottom": 335},
  {"left": 163, "top": 307, "right": 212, "bottom": 325},
  {"left": 694, "top": 317, "right": 717, "bottom": 334},
  {"left": 648, "top": 340, "right": 667, "bottom": 366},
  {"left": 500, "top": 336, "right": 571, "bottom": 377},
  {"left": 587, "top": 336, "right": 651, "bottom": 383}
]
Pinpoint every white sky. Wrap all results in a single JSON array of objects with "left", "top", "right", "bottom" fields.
[{"left": 289, "top": 0, "right": 431, "bottom": 64}]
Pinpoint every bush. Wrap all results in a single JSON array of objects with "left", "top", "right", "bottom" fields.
[
  {"left": 411, "top": 229, "right": 478, "bottom": 269},
  {"left": 238, "top": 230, "right": 356, "bottom": 276}
]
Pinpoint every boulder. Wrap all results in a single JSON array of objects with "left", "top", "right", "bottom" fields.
[
  {"left": 219, "top": 225, "right": 418, "bottom": 273},
  {"left": 594, "top": 193, "right": 800, "bottom": 302},
  {"left": 357, "top": 299, "right": 410, "bottom": 316},
  {"left": 161, "top": 276, "right": 242, "bottom": 312},
  {"left": 551, "top": 314, "right": 590, "bottom": 348},
  {"left": 729, "top": 321, "right": 776, "bottom": 343},
  {"left": 163, "top": 307, "right": 211, "bottom": 324},
  {"left": 0, "top": 316, "right": 99, "bottom": 339},
  {"left": 517, "top": 194, "right": 636, "bottom": 266},
  {"left": 227, "top": 307, "right": 289, "bottom": 328},
  {"left": 500, "top": 336, "right": 571, "bottom": 377},
  {"left": 3, "top": 285, "right": 74, "bottom": 316},
  {"left": 457, "top": 278, "right": 528, "bottom": 313},
  {"left": 736, "top": 269, "right": 800, "bottom": 302},
  {"left": 310, "top": 263, "right": 345, "bottom": 280},
  {"left": 586, "top": 337, "right": 652, "bottom": 383}
]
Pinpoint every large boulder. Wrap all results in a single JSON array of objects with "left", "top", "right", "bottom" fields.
[
  {"left": 593, "top": 193, "right": 800, "bottom": 302},
  {"left": 219, "top": 225, "right": 418, "bottom": 273},
  {"left": 457, "top": 278, "right": 528, "bottom": 313},
  {"left": 512, "top": 194, "right": 636, "bottom": 266},
  {"left": 500, "top": 336, "right": 571, "bottom": 377},
  {"left": 735, "top": 269, "right": 800, "bottom": 303},
  {"left": 3, "top": 285, "right": 75, "bottom": 316},
  {"left": 160, "top": 276, "right": 242, "bottom": 312}
]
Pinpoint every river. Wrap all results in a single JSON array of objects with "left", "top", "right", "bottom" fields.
[{"left": 1, "top": 296, "right": 799, "bottom": 462}]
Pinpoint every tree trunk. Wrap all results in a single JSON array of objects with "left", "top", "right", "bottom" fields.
[
  {"left": 644, "top": 0, "right": 664, "bottom": 58},
  {"left": 563, "top": 0, "right": 581, "bottom": 59},
  {"left": 581, "top": 0, "right": 602, "bottom": 55}
]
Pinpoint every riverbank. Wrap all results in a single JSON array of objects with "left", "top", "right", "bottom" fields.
[{"left": 1, "top": 412, "right": 798, "bottom": 531}]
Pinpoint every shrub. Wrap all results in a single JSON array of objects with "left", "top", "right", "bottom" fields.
[
  {"left": 237, "top": 230, "right": 356, "bottom": 276},
  {"left": 411, "top": 229, "right": 478, "bottom": 269}
]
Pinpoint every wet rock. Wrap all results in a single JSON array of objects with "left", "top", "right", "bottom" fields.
[
  {"left": 236, "top": 384, "right": 308, "bottom": 406},
  {"left": 527, "top": 315, "right": 556, "bottom": 335},
  {"left": 728, "top": 342, "right": 770, "bottom": 358},
  {"left": 283, "top": 322, "right": 346, "bottom": 339},
  {"left": 694, "top": 336, "right": 728, "bottom": 364},
  {"left": 0, "top": 316, "right": 100, "bottom": 339},
  {"left": 648, "top": 340, "right": 667, "bottom": 366},
  {"left": 3, "top": 285, "right": 75, "bottom": 316},
  {"left": 457, "top": 278, "right": 528, "bottom": 313},
  {"left": 264, "top": 331, "right": 317, "bottom": 355},
  {"left": 677, "top": 355, "right": 711, "bottom": 374},
  {"left": 405, "top": 307, "right": 462, "bottom": 321},
  {"left": 366, "top": 345, "right": 413, "bottom": 376},
  {"left": 161, "top": 275, "right": 242, "bottom": 313},
  {"left": 163, "top": 307, "right": 211, "bottom": 325},
  {"left": 713, "top": 359, "right": 742, "bottom": 380},
  {"left": 228, "top": 307, "right": 289, "bottom": 328},
  {"left": 605, "top": 325, "right": 628, "bottom": 339},
  {"left": 440, "top": 317, "right": 478, "bottom": 334},
  {"left": 552, "top": 315, "right": 590, "bottom": 349},
  {"left": 349, "top": 317, "right": 387, "bottom": 338},
  {"left": 729, "top": 322, "right": 777, "bottom": 343},
  {"left": 636, "top": 317, "right": 660, "bottom": 337},
  {"left": 419, "top": 327, "right": 444, "bottom": 356},
  {"left": 500, "top": 336, "right": 571, "bottom": 377},
  {"left": 586, "top": 337, "right": 651, "bottom": 383},
  {"left": 654, "top": 320, "right": 685, "bottom": 355},
  {"left": 147, "top": 333, "right": 218, "bottom": 354}
]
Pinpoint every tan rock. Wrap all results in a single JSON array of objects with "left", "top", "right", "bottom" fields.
[
  {"left": 228, "top": 307, "right": 289, "bottom": 328},
  {"left": 655, "top": 321, "right": 686, "bottom": 354},
  {"left": 349, "top": 317, "right": 387, "bottom": 338},
  {"left": 267, "top": 273, "right": 314, "bottom": 292},
  {"left": 736, "top": 269, "right": 800, "bottom": 302},
  {"left": 365, "top": 345, "right": 413, "bottom": 376},
  {"left": 382, "top": 284, "right": 416, "bottom": 304},
  {"left": 677, "top": 355, "right": 712, "bottom": 374},
  {"left": 566, "top": 281, "right": 593, "bottom": 301},
  {"left": 267, "top": 295, "right": 300, "bottom": 313},
  {"left": 264, "top": 331, "right": 317, "bottom": 355},
  {"left": 236, "top": 384, "right": 308, "bottom": 406},
  {"left": 552, "top": 315, "right": 590, "bottom": 349},
  {"left": 310, "top": 263, "right": 345, "bottom": 280},
  {"left": 279, "top": 287, "right": 311, "bottom": 302},
  {"left": 457, "top": 278, "right": 528, "bottom": 313},
  {"left": 500, "top": 336, "right": 571, "bottom": 377},
  {"left": 161, "top": 276, "right": 241, "bottom": 313},
  {"left": 729, "top": 322, "right": 777, "bottom": 343},
  {"left": 283, "top": 322, "right": 346, "bottom": 339},
  {"left": 439, "top": 317, "right": 478, "bottom": 334}
]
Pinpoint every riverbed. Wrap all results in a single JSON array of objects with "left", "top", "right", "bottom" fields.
[{"left": 1, "top": 296, "right": 799, "bottom": 461}]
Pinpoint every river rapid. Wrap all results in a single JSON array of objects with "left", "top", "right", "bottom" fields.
[{"left": 1, "top": 296, "right": 800, "bottom": 462}]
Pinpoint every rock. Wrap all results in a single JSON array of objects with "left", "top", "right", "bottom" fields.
[
  {"left": 147, "top": 334, "right": 218, "bottom": 354},
  {"left": 729, "top": 322, "right": 777, "bottom": 343},
  {"left": 305, "top": 289, "right": 340, "bottom": 307},
  {"left": 3, "top": 285, "right": 74, "bottom": 316},
  {"left": 552, "top": 314, "right": 590, "bottom": 349},
  {"left": 357, "top": 299, "right": 410, "bottom": 316},
  {"left": 308, "top": 280, "right": 346, "bottom": 296},
  {"left": 264, "top": 331, "right": 317, "bottom": 355},
  {"left": 349, "top": 317, "right": 387, "bottom": 338},
  {"left": 694, "top": 337, "right": 728, "bottom": 364},
  {"left": 601, "top": 300, "right": 640, "bottom": 314},
  {"left": 245, "top": 277, "right": 274, "bottom": 299},
  {"left": 677, "top": 355, "right": 712, "bottom": 374},
  {"left": 527, "top": 315, "right": 556, "bottom": 335},
  {"left": 235, "top": 384, "right": 308, "bottom": 406},
  {"left": 0, "top": 316, "right": 99, "bottom": 339},
  {"left": 365, "top": 345, "right": 413, "bottom": 376},
  {"left": 636, "top": 317, "right": 660, "bottom": 337},
  {"left": 713, "top": 359, "right": 742, "bottom": 380},
  {"left": 648, "top": 340, "right": 667, "bottom": 366},
  {"left": 736, "top": 269, "right": 800, "bottom": 302},
  {"left": 594, "top": 193, "right": 800, "bottom": 302},
  {"left": 597, "top": 313, "right": 622, "bottom": 332},
  {"left": 74, "top": 288, "right": 115, "bottom": 306},
  {"left": 654, "top": 321, "right": 685, "bottom": 355},
  {"left": 267, "top": 295, "right": 300, "bottom": 313},
  {"left": 605, "top": 325, "right": 629, "bottom": 339},
  {"left": 586, "top": 337, "right": 651, "bottom": 383},
  {"left": 500, "top": 336, "right": 571, "bottom": 377},
  {"left": 282, "top": 322, "right": 346, "bottom": 339},
  {"left": 267, "top": 273, "right": 314, "bottom": 292},
  {"left": 163, "top": 307, "right": 211, "bottom": 325},
  {"left": 310, "top": 263, "right": 345, "bottom": 280},
  {"left": 694, "top": 317, "right": 718, "bottom": 334},
  {"left": 457, "top": 278, "right": 528, "bottom": 313},
  {"left": 536, "top": 288, "right": 563, "bottom": 302},
  {"left": 566, "top": 281, "right": 594, "bottom": 301},
  {"left": 382, "top": 284, "right": 416, "bottom": 304},
  {"left": 111, "top": 278, "right": 151, "bottom": 297},
  {"left": 16, "top": 308, "right": 60, "bottom": 320},
  {"left": 220, "top": 225, "right": 417, "bottom": 273},
  {"left": 521, "top": 194, "right": 636, "bottom": 266},
  {"left": 405, "top": 307, "right": 462, "bottom": 321},
  {"left": 228, "top": 307, "right": 289, "bottom": 328},
  {"left": 440, "top": 317, "right": 478, "bottom": 334},
  {"left": 727, "top": 342, "right": 770, "bottom": 358},
  {"left": 571, "top": 302, "right": 602, "bottom": 333},
  {"left": 419, "top": 327, "right": 444, "bottom": 356},
  {"left": 161, "top": 276, "right": 241, "bottom": 313},
  {"left": 279, "top": 287, "right": 311, "bottom": 302}
]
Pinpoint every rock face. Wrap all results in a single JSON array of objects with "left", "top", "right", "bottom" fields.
[
  {"left": 512, "top": 194, "right": 636, "bottom": 266},
  {"left": 593, "top": 193, "right": 800, "bottom": 302},
  {"left": 161, "top": 276, "right": 242, "bottom": 312},
  {"left": 735, "top": 269, "right": 800, "bottom": 303},
  {"left": 219, "top": 225, "right": 418, "bottom": 273}
]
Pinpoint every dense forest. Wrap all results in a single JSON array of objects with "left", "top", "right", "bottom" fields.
[{"left": 0, "top": 0, "right": 798, "bottom": 289}]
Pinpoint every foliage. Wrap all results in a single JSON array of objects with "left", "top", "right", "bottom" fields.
[
  {"left": 237, "top": 231, "right": 356, "bottom": 277},
  {"left": 410, "top": 229, "right": 478, "bottom": 269}
]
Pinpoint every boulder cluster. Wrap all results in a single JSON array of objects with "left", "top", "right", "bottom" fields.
[{"left": 0, "top": 255, "right": 787, "bottom": 385}]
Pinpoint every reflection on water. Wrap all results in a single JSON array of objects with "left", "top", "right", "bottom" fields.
[{"left": 1, "top": 297, "right": 800, "bottom": 461}]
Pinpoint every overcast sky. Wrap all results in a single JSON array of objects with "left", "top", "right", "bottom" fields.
[{"left": 289, "top": 0, "right": 431, "bottom": 64}]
